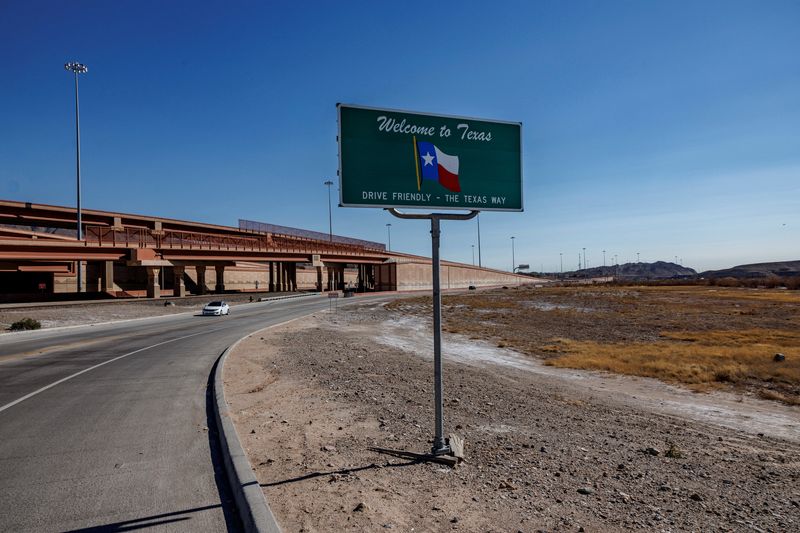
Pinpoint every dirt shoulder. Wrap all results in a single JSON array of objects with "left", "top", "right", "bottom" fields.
[{"left": 224, "top": 302, "right": 800, "bottom": 533}]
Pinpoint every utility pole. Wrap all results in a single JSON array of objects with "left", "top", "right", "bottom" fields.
[
  {"left": 471, "top": 244, "right": 475, "bottom": 266},
  {"left": 65, "top": 61, "right": 88, "bottom": 293},
  {"left": 386, "top": 223, "right": 392, "bottom": 251},
  {"left": 582, "top": 247, "right": 586, "bottom": 270},
  {"left": 511, "top": 236, "right": 516, "bottom": 272},
  {"left": 559, "top": 252, "right": 563, "bottom": 275},
  {"left": 603, "top": 249, "right": 606, "bottom": 267}
]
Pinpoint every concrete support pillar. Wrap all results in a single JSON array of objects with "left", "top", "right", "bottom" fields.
[
  {"left": 75, "top": 260, "right": 86, "bottom": 293},
  {"left": 289, "top": 263, "right": 297, "bottom": 292},
  {"left": 357, "top": 265, "right": 365, "bottom": 292},
  {"left": 196, "top": 265, "right": 207, "bottom": 295},
  {"left": 282, "top": 263, "right": 289, "bottom": 292},
  {"left": 268, "top": 262, "right": 275, "bottom": 292},
  {"left": 173, "top": 265, "right": 186, "bottom": 297},
  {"left": 215, "top": 265, "right": 225, "bottom": 293},
  {"left": 145, "top": 267, "right": 161, "bottom": 299},
  {"left": 316, "top": 266, "right": 323, "bottom": 292},
  {"left": 326, "top": 266, "right": 333, "bottom": 291},
  {"left": 101, "top": 261, "right": 115, "bottom": 293}
]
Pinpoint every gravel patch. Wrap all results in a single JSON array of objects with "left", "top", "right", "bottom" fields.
[{"left": 225, "top": 303, "right": 800, "bottom": 532}]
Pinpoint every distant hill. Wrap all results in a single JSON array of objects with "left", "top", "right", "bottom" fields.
[
  {"left": 560, "top": 261, "right": 697, "bottom": 280},
  {"left": 700, "top": 260, "right": 800, "bottom": 279}
]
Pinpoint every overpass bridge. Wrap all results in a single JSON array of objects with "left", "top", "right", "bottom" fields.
[{"left": 0, "top": 199, "right": 534, "bottom": 301}]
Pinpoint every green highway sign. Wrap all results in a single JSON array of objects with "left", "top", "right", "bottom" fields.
[{"left": 337, "top": 104, "right": 523, "bottom": 211}]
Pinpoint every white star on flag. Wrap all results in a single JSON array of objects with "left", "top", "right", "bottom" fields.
[{"left": 422, "top": 152, "right": 435, "bottom": 166}]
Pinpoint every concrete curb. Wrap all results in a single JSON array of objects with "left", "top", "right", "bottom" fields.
[
  {"left": 213, "top": 337, "right": 282, "bottom": 533},
  {"left": 211, "top": 293, "right": 404, "bottom": 531}
]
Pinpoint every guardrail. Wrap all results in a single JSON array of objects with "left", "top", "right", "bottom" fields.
[{"left": 83, "top": 225, "right": 387, "bottom": 257}]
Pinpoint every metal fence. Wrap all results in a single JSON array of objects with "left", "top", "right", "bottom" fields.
[{"left": 238, "top": 219, "right": 386, "bottom": 251}]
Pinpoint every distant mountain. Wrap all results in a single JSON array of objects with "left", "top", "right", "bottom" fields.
[
  {"left": 700, "top": 260, "right": 800, "bottom": 279},
  {"left": 560, "top": 261, "right": 697, "bottom": 280}
]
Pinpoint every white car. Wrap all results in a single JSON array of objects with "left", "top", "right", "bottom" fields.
[{"left": 202, "top": 301, "right": 230, "bottom": 316}]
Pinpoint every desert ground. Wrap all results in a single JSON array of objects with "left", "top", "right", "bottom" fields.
[{"left": 225, "top": 286, "right": 800, "bottom": 533}]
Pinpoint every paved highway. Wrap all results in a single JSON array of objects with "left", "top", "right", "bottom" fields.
[{"left": 0, "top": 295, "right": 338, "bottom": 532}]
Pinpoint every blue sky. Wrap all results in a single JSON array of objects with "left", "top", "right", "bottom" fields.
[{"left": 1, "top": 0, "right": 798, "bottom": 272}]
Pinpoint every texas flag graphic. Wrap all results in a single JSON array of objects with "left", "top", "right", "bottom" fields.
[{"left": 415, "top": 139, "right": 461, "bottom": 192}]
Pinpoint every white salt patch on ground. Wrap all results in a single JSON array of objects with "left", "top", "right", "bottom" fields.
[
  {"left": 522, "top": 301, "right": 594, "bottom": 312},
  {"left": 370, "top": 316, "right": 800, "bottom": 443}
]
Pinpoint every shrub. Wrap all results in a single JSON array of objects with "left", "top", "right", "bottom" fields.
[
  {"left": 665, "top": 441, "right": 684, "bottom": 458},
  {"left": 9, "top": 317, "right": 42, "bottom": 331}
]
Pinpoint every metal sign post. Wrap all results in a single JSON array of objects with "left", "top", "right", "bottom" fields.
[
  {"left": 338, "top": 103, "right": 523, "bottom": 459},
  {"left": 388, "top": 208, "right": 478, "bottom": 455},
  {"left": 328, "top": 291, "right": 339, "bottom": 312}
]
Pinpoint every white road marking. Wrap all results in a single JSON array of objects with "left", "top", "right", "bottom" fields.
[
  {"left": 0, "top": 328, "right": 220, "bottom": 414},
  {"left": 0, "top": 295, "right": 340, "bottom": 414}
]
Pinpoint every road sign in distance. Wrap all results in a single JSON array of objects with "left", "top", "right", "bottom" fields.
[{"left": 338, "top": 104, "right": 522, "bottom": 211}]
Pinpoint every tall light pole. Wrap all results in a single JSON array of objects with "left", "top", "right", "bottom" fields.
[
  {"left": 559, "top": 252, "right": 563, "bottom": 275},
  {"left": 471, "top": 244, "right": 475, "bottom": 266},
  {"left": 476, "top": 213, "right": 482, "bottom": 267},
  {"left": 65, "top": 61, "right": 88, "bottom": 293},
  {"left": 582, "top": 247, "right": 586, "bottom": 270},
  {"left": 603, "top": 249, "right": 606, "bottom": 267},
  {"left": 511, "top": 236, "right": 516, "bottom": 272},
  {"left": 636, "top": 252, "right": 640, "bottom": 263},
  {"left": 386, "top": 223, "right": 392, "bottom": 251},
  {"left": 323, "top": 180, "right": 334, "bottom": 242}
]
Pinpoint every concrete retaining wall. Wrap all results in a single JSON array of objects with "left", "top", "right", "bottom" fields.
[{"left": 392, "top": 258, "right": 536, "bottom": 290}]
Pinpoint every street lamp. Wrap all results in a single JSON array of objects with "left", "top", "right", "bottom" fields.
[
  {"left": 603, "top": 250, "right": 606, "bottom": 267},
  {"left": 65, "top": 61, "right": 88, "bottom": 293},
  {"left": 511, "top": 236, "right": 516, "bottom": 272},
  {"left": 637, "top": 252, "right": 640, "bottom": 263},
  {"left": 323, "top": 180, "right": 334, "bottom": 242},
  {"left": 582, "top": 247, "right": 586, "bottom": 270},
  {"left": 471, "top": 244, "right": 475, "bottom": 266},
  {"left": 386, "top": 223, "right": 392, "bottom": 251},
  {"left": 559, "top": 252, "right": 563, "bottom": 275}
]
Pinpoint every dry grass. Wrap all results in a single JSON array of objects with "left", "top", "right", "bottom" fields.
[
  {"left": 544, "top": 330, "right": 799, "bottom": 391},
  {"left": 393, "top": 285, "right": 800, "bottom": 404},
  {"left": 635, "top": 285, "right": 800, "bottom": 303}
]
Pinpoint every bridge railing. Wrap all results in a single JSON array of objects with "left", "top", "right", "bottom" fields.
[
  {"left": 84, "top": 226, "right": 268, "bottom": 251},
  {"left": 83, "top": 225, "right": 385, "bottom": 257}
]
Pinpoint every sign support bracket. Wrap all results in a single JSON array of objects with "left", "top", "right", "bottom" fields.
[{"left": 387, "top": 207, "right": 479, "bottom": 455}]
